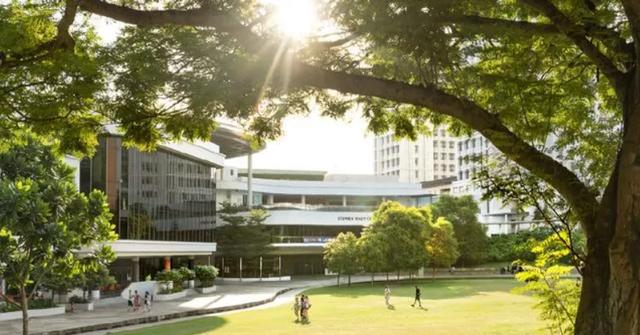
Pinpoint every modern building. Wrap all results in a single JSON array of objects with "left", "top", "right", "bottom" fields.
[
  {"left": 373, "top": 127, "right": 459, "bottom": 182},
  {"left": 76, "top": 124, "right": 254, "bottom": 291},
  {"left": 215, "top": 169, "right": 437, "bottom": 276}
]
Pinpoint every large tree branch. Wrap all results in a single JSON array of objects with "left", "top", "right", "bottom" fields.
[
  {"left": 0, "top": 0, "right": 78, "bottom": 69},
  {"left": 288, "top": 62, "right": 600, "bottom": 233},
  {"left": 520, "top": 0, "right": 626, "bottom": 88},
  {"left": 77, "top": 0, "right": 244, "bottom": 31}
]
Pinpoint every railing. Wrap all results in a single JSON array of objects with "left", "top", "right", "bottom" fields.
[
  {"left": 271, "top": 236, "right": 334, "bottom": 243},
  {"left": 261, "top": 203, "right": 377, "bottom": 212}
]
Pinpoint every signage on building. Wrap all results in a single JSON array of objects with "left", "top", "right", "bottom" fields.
[{"left": 337, "top": 216, "right": 371, "bottom": 222}]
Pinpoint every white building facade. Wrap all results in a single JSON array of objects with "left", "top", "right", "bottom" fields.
[
  {"left": 215, "top": 169, "right": 437, "bottom": 275},
  {"left": 373, "top": 127, "right": 459, "bottom": 183}
]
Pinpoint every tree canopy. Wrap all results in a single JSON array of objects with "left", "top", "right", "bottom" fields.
[
  {"left": 431, "top": 195, "right": 488, "bottom": 266},
  {"left": 323, "top": 231, "right": 359, "bottom": 286},
  {"left": 0, "top": 133, "right": 115, "bottom": 335}
]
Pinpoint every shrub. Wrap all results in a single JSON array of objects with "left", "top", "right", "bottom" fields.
[
  {"left": 0, "top": 299, "right": 57, "bottom": 313},
  {"left": 195, "top": 265, "right": 219, "bottom": 287},
  {"left": 155, "top": 269, "right": 184, "bottom": 291},
  {"left": 178, "top": 267, "right": 196, "bottom": 281}
]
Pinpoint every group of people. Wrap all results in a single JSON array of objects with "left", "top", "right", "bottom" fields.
[
  {"left": 292, "top": 294, "right": 312, "bottom": 323},
  {"left": 127, "top": 290, "right": 152, "bottom": 312}
]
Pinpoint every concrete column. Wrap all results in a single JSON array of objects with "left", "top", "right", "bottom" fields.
[
  {"left": 342, "top": 195, "right": 347, "bottom": 207},
  {"left": 301, "top": 195, "right": 306, "bottom": 205},
  {"left": 267, "top": 194, "right": 274, "bottom": 205},
  {"left": 259, "top": 256, "right": 263, "bottom": 279},
  {"left": 132, "top": 257, "right": 140, "bottom": 282},
  {"left": 239, "top": 257, "right": 243, "bottom": 281},
  {"left": 278, "top": 256, "right": 282, "bottom": 277},
  {"left": 247, "top": 150, "right": 253, "bottom": 209},
  {"left": 163, "top": 256, "right": 171, "bottom": 271}
]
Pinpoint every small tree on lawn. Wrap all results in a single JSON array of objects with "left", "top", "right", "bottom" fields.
[
  {"left": 0, "top": 133, "right": 116, "bottom": 335},
  {"left": 431, "top": 195, "right": 488, "bottom": 266},
  {"left": 369, "top": 202, "right": 431, "bottom": 279},
  {"left": 324, "top": 232, "right": 360, "bottom": 287},
  {"left": 426, "top": 218, "right": 460, "bottom": 278},
  {"left": 357, "top": 230, "right": 387, "bottom": 285}
]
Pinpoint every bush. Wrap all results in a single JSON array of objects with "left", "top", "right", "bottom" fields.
[
  {"left": 178, "top": 267, "right": 196, "bottom": 281},
  {"left": 155, "top": 269, "right": 184, "bottom": 291},
  {"left": 194, "top": 265, "right": 219, "bottom": 287},
  {"left": 488, "top": 228, "right": 553, "bottom": 263},
  {"left": 0, "top": 299, "right": 57, "bottom": 313},
  {"left": 68, "top": 296, "right": 89, "bottom": 304},
  {"left": 159, "top": 286, "right": 184, "bottom": 295}
]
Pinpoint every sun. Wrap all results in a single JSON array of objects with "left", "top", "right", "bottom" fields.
[{"left": 271, "top": 0, "right": 318, "bottom": 40}]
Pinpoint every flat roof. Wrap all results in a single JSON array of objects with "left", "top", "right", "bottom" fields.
[{"left": 239, "top": 169, "right": 327, "bottom": 181}]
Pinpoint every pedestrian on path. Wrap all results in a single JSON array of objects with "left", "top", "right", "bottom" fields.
[
  {"left": 144, "top": 291, "right": 152, "bottom": 312},
  {"left": 411, "top": 286, "right": 423, "bottom": 308},
  {"left": 127, "top": 290, "right": 134, "bottom": 312},
  {"left": 133, "top": 290, "right": 141, "bottom": 312},
  {"left": 293, "top": 295, "right": 301, "bottom": 322}
]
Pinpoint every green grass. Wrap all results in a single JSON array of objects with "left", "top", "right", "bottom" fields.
[{"left": 114, "top": 279, "right": 544, "bottom": 335}]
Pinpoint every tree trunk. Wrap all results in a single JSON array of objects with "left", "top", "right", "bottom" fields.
[
  {"left": 371, "top": 272, "right": 374, "bottom": 286},
  {"left": 20, "top": 286, "right": 28, "bottom": 335},
  {"left": 432, "top": 267, "right": 436, "bottom": 280},
  {"left": 348, "top": 274, "right": 351, "bottom": 287},
  {"left": 574, "top": 70, "right": 640, "bottom": 335},
  {"left": 337, "top": 273, "right": 340, "bottom": 287}
]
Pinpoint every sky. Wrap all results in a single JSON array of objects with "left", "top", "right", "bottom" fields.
[
  {"left": 226, "top": 110, "right": 374, "bottom": 174},
  {"left": 90, "top": 3, "right": 374, "bottom": 175}
]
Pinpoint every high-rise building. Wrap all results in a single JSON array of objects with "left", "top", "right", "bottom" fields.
[
  {"left": 451, "top": 132, "right": 534, "bottom": 235},
  {"left": 373, "top": 127, "right": 459, "bottom": 182}
]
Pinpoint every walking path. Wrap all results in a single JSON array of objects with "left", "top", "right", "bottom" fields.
[{"left": 1, "top": 273, "right": 515, "bottom": 335}]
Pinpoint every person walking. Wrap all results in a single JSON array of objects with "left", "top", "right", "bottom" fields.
[
  {"left": 127, "top": 290, "right": 134, "bottom": 312},
  {"left": 411, "top": 286, "right": 422, "bottom": 308},
  {"left": 133, "top": 290, "right": 141, "bottom": 312},
  {"left": 293, "top": 295, "right": 301, "bottom": 322},
  {"left": 301, "top": 295, "right": 312, "bottom": 324},
  {"left": 384, "top": 286, "right": 391, "bottom": 306},
  {"left": 144, "top": 291, "right": 152, "bottom": 312}
]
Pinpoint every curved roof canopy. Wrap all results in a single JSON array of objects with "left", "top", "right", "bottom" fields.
[{"left": 211, "top": 122, "right": 265, "bottom": 158}]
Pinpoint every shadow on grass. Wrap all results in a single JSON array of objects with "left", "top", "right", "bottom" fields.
[
  {"left": 115, "top": 316, "right": 227, "bottom": 335},
  {"left": 306, "top": 278, "right": 522, "bottom": 301}
]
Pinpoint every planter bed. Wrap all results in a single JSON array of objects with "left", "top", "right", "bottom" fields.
[
  {"left": 154, "top": 290, "right": 187, "bottom": 301},
  {"left": 195, "top": 286, "right": 217, "bottom": 294},
  {"left": 67, "top": 302, "right": 94, "bottom": 312},
  {"left": 0, "top": 306, "right": 65, "bottom": 321}
]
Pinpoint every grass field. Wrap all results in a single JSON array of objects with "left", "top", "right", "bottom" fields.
[{"left": 114, "top": 279, "right": 544, "bottom": 335}]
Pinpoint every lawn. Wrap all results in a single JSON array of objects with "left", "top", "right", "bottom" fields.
[{"left": 114, "top": 279, "right": 545, "bottom": 335}]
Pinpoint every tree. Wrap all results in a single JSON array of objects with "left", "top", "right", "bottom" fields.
[
  {"left": 3, "top": 1, "right": 640, "bottom": 332},
  {"left": 516, "top": 232, "right": 581, "bottom": 335},
  {"left": 426, "top": 218, "right": 460, "bottom": 278},
  {"left": 215, "top": 204, "right": 273, "bottom": 278},
  {"left": 323, "top": 232, "right": 360, "bottom": 286},
  {"left": 369, "top": 202, "right": 431, "bottom": 277},
  {"left": 357, "top": 231, "right": 388, "bottom": 285},
  {"left": 0, "top": 133, "right": 115, "bottom": 335},
  {"left": 431, "top": 195, "right": 488, "bottom": 266}
]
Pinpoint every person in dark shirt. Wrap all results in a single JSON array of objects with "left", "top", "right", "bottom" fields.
[{"left": 411, "top": 286, "right": 422, "bottom": 308}]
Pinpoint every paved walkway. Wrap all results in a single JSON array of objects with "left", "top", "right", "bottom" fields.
[{"left": 1, "top": 273, "right": 514, "bottom": 335}]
